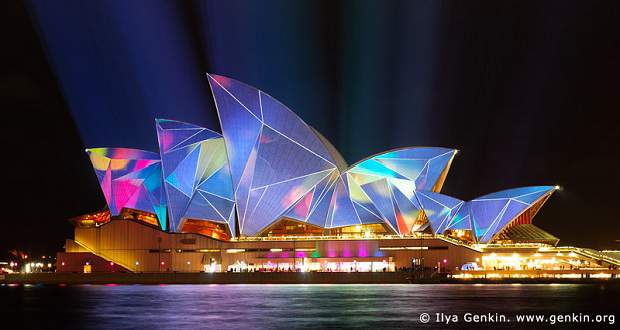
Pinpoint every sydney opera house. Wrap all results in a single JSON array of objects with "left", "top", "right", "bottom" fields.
[{"left": 57, "top": 74, "right": 619, "bottom": 276}]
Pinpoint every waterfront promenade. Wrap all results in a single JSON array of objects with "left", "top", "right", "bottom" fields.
[{"left": 2, "top": 270, "right": 619, "bottom": 285}]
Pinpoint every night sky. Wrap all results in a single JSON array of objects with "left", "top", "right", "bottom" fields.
[{"left": 2, "top": 0, "right": 619, "bottom": 258}]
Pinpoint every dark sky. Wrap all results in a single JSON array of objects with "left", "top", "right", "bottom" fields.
[{"left": 2, "top": 0, "right": 619, "bottom": 258}]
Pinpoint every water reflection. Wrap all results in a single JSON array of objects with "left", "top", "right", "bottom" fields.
[{"left": 1, "top": 284, "right": 618, "bottom": 329}]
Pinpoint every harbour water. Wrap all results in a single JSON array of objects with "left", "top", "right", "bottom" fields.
[{"left": 1, "top": 284, "right": 617, "bottom": 329}]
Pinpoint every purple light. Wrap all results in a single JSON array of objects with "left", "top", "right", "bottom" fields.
[{"left": 358, "top": 245, "right": 368, "bottom": 257}]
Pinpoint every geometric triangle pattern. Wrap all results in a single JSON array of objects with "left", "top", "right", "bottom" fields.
[
  {"left": 208, "top": 74, "right": 340, "bottom": 236},
  {"left": 447, "top": 186, "right": 557, "bottom": 243},
  {"left": 416, "top": 191, "right": 464, "bottom": 234},
  {"left": 269, "top": 149, "right": 459, "bottom": 235},
  {"left": 445, "top": 201, "right": 473, "bottom": 232},
  {"left": 85, "top": 74, "right": 558, "bottom": 242},
  {"left": 86, "top": 148, "right": 167, "bottom": 230},
  {"left": 370, "top": 147, "right": 457, "bottom": 192},
  {"left": 338, "top": 147, "right": 458, "bottom": 235},
  {"left": 156, "top": 119, "right": 235, "bottom": 235}
]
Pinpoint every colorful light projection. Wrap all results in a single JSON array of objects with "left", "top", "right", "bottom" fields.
[
  {"left": 445, "top": 186, "right": 557, "bottom": 243},
  {"left": 342, "top": 147, "right": 457, "bottom": 233},
  {"left": 85, "top": 74, "right": 557, "bottom": 242},
  {"left": 156, "top": 119, "right": 235, "bottom": 235},
  {"left": 207, "top": 74, "right": 459, "bottom": 236},
  {"left": 208, "top": 74, "right": 342, "bottom": 236},
  {"left": 416, "top": 191, "right": 464, "bottom": 234},
  {"left": 86, "top": 148, "right": 167, "bottom": 229}
]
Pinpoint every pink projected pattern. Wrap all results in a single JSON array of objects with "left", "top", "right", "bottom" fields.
[{"left": 87, "top": 148, "right": 167, "bottom": 230}]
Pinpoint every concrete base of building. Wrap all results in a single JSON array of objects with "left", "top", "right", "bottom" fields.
[{"left": 55, "top": 219, "right": 620, "bottom": 279}]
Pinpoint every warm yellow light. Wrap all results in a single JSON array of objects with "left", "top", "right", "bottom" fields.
[
  {"left": 226, "top": 249, "right": 245, "bottom": 253},
  {"left": 380, "top": 247, "right": 404, "bottom": 251},
  {"left": 197, "top": 249, "right": 220, "bottom": 253},
  {"left": 554, "top": 185, "right": 561, "bottom": 190},
  {"left": 270, "top": 248, "right": 283, "bottom": 252}
]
